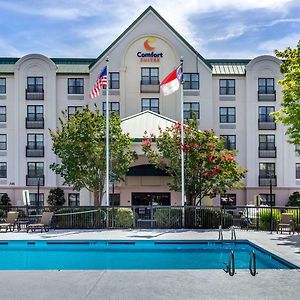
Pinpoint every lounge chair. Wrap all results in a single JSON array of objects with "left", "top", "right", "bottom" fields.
[
  {"left": 0, "top": 211, "right": 19, "bottom": 232},
  {"left": 277, "top": 213, "right": 294, "bottom": 234},
  {"left": 26, "top": 212, "right": 54, "bottom": 233}
]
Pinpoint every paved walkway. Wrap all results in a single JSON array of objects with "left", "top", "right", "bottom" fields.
[{"left": 0, "top": 229, "right": 299, "bottom": 300}]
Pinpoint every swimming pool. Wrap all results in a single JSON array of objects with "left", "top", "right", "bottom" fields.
[{"left": 0, "top": 240, "right": 297, "bottom": 270}]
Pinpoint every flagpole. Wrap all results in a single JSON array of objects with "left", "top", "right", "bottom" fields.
[
  {"left": 180, "top": 57, "right": 185, "bottom": 227},
  {"left": 105, "top": 57, "right": 110, "bottom": 207}
]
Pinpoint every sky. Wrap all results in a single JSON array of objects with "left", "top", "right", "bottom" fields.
[{"left": 0, "top": 0, "right": 299, "bottom": 59}]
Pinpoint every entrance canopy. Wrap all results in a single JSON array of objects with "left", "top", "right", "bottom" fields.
[{"left": 121, "top": 110, "right": 176, "bottom": 140}]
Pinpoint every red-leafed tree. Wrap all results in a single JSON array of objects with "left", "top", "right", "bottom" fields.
[{"left": 142, "top": 119, "right": 247, "bottom": 205}]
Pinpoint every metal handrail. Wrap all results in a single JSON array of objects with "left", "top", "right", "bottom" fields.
[
  {"left": 249, "top": 250, "right": 257, "bottom": 276},
  {"left": 218, "top": 225, "right": 223, "bottom": 240},
  {"left": 224, "top": 250, "right": 235, "bottom": 276},
  {"left": 231, "top": 226, "right": 236, "bottom": 240}
]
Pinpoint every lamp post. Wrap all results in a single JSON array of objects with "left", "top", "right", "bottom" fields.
[
  {"left": 269, "top": 172, "right": 273, "bottom": 233},
  {"left": 37, "top": 177, "right": 40, "bottom": 209}
]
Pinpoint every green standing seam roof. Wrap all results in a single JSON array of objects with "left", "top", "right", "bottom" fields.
[
  {"left": 207, "top": 59, "right": 250, "bottom": 75},
  {"left": 89, "top": 6, "right": 213, "bottom": 70}
]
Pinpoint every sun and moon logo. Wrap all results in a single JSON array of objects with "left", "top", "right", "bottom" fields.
[
  {"left": 143, "top": 37, "right": 156, "bottom": 51},
  {"left": 137, "top": 37, "right": 163, "bottom": 62}
]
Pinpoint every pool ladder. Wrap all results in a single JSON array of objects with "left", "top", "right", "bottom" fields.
[
  {"left": 224, "top": 250, "right": 235, "bottom": 276},
  {"left": 218, "top": 226, "right": 236, "bottom": 240},
  {"left": 218, "top": 225, "right": 223, "bottom": 240},
  {"left": 223, "top": 250, "right": 257, "bottom": 276},
  {"left": 249, "top": 250, "right": 257, "bottom": 276},
  {"left": 231, "top": 226, "right": 236, "bottom": 240}
]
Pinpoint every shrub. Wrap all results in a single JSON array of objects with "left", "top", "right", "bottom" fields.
[
  {"left": 184, "top": 208, "right": 222, "bottom": 229},
  {"left": 154, "top": 208, "right": 182, "bottom": 228},
  {"left": 47, "top": 188, "right": 65, "bottom": 207},
  {"left": 114, "top": 208, "right": 133, "bottom": 228},
  {"left": 222, "top": 212, "right": 233, "bottom": 228},
  {"left": 286, "top": 192, "right": 300, "bottom": 206},
  {"left": 259, "top": 209, "right": 281, "bottom": 230},
  {"left": 54, "top": 207, "right": 106, "bottom": 229},
  {"left": 0, "top": 193, "right": 11, "bottom": 206}
]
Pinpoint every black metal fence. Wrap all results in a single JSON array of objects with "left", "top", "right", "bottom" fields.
[{"left": 0, "top": 205, "right": 299, "bottom": 231}]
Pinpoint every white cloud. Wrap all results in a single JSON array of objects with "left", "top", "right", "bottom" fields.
[
  {"left": 0, "top": 0, "right": 298, "bottom": 57},
  {"left": 207, "top": 25, "right": 247, "bottom": 42},
  {"left": 0, "top": 38, "right": 23, "bottom": 56},
  {"left": 258, "top": 33, "right": 300, "bottom": 52}
]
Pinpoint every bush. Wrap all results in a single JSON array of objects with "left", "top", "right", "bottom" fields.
[
  {"left": 47, "top": 188, "right": 65, "bottom": 207},
  {"left": 0, "top": 209, "right": 5, "bottom": 218},
  {"left": 54, "top": 207, "right": 106, "bottom": 229},
  {"left": 154, "top": 208, "right": 182, "bottom": 228},
  {"left": 0, "top": 193, "right": 11, "bottom": 206},
  {"left": 114, "top": 208, "right": 133, "bottom": 228},
  {"left": 184, "top": 208, "right": 222, "bottom": 229},
  {"left": 222, "top": 212, "right": 233, "bottom": 228},
  {"left": 259, "top": 209, "right": 281, "bottom": 230},
  {"left": 286, "top": 192, "right": 300, "bottom": 206}
]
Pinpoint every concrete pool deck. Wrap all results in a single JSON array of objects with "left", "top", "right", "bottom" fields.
[{"left": 0, "top": 229, "right": 300, "bottom": 300}]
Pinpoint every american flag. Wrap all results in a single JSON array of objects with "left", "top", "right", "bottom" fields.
[{"left": 89, "top": 66, "right": 107, "bottom": 99}]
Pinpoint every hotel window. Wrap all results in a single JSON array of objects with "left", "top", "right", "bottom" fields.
[
  {"left": 29, "top": 193, "right": 44, "bottom": 206},
  {"left": 296, "top": 164, "right": 300, "bottom": 179},
  {"left": 220, "top": 194, "right": 236, "bottom": 207},
  {"left": 0, "top": 78, "right": 6, "bottom": 94},
  {"left": 109, "top": 193, "right": 120, "bottom": 206},
  {"left": 219, "top": 107, "right": 236, "bottom": 123},
  {"left": 109, "top": 72, "right": 120, "bottom": 89},
  {"left": 141, "top": 98, "right": 159, "bottom": 113},
  {"left": 28, "top": 162, "right": 44, "bottom": 177},
  {"left": 220, "top": 135, "right": 236, "bottom": 150},
  {"left": 68, "top": 193, "right": 80, "bottom": 206},
  {"left": 258, "top": 106, "right": 275, "bottom": 122},
  {"left": 27, "top": 77, "right": 43, "bottom": 93},
  {"left": 68, "top": 106, "right": 83, "bottom": 119},
  {"left": 102, "top": 102, "right": 120, "bottom": 116},
  {"left": 259, "top": 162, "right": 275, "bottom": 178},
  {"left": 27, "top": 134, "right": 44, "bottom": 150},
  {"left": 141, "top": 68, "right": 159, "bottom": 84},
  {"left": 219, "top": 79, "right": 235, "bottom": 95},
  {"left": 259, "top": 135, "right": 275, "bottom": 150},
  {"left": 0, "top": 134, "right": 7, "bottom": 150},
  {"left": 0, "top": 162, "right": 7, "bottom": 178},
  {"left": 68, "top": 78, "right": 84, "bottom": 94},
  {"left": 296, "top": 145, "right": 300, "bottom": 153},
  {"left": 183, "top": 73, "right": 199, "bottom": 90},
  {"left": 259, "top": 194, "right": 275, "bottom": 206},
  {"left": 27, "top": 105, "right": 44, "bottom": 120},
  {"left": 183, "top": 102, "right": 200, "bottom": 119},
  {"left": 0, "top": 106, "right": 6, "bottom": 122},
  {"left": 258, "top": 78, "right": 274, "bottom": 94}
]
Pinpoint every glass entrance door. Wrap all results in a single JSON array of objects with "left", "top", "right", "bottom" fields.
[{"left": 131, "top": 193, "right": 171, "bottom": 206}]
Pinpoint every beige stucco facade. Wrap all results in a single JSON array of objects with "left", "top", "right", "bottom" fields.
[{"left": 0, "top": 7, "right": 299, "bottom": 207}]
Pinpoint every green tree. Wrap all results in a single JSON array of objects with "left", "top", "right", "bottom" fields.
[
  {"left": 47, "top": 187, "right": 66, "bottom": 207},
  {"left": 0, "top": 193, "right": 11, "bottom": 206},
  {"left": 49, "top": 106, "right": 136, "bottom": 206},
  {"left": 142, "top": 119, "right": 246, "bottom": 205},
  {"left": 273, "top": 41, "right": 300, "bottom": 148}
]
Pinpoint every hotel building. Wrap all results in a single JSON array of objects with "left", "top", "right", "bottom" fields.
[{"left": 0, "top": 6, "right": 299, "bottom": 207}]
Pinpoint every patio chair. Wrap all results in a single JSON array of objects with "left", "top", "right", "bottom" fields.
[
  {"left": 0, "top": 211, "right": 19, "bottom": 232},
  {"left": 277, "top": 213, "right": 294, "bottom": 234},
  {"left": 26, "top": 212, "right": 54, "bottom": 233}
]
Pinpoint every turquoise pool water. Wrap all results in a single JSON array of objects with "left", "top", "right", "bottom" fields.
[{"left": 0, "top": 240, "right": 297, "bottom": 270}]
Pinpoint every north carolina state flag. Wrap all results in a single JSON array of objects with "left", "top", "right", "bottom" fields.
[{"left": 160, "top": 65, "right": 183, "bottom": 96}]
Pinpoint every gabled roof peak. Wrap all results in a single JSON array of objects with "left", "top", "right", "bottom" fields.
[{"left": 89, "top": 6, "right": 212, "bottom": 70}]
